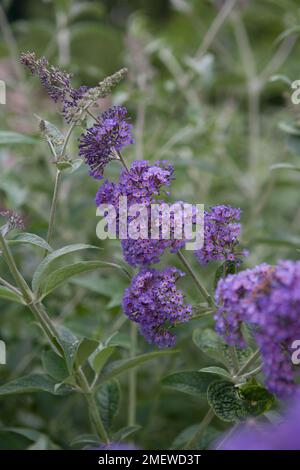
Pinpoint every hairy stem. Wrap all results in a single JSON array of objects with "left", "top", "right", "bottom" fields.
[
  {"left": 177, "top": 250, "right": 215, "bottom": 308},
  {"left": 45, "top": 170, "right": 61, "bottom": 251}
]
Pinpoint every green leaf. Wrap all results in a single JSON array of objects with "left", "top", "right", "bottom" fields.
[
  {"left": 0, "top": 131, "right": 36, "bottom": 145},
  {"left": 32, "top": 244, "right": 100, "bottom": 293},
  {"left": 239, "top": 384, "right": 275, "bottom": 416},
  {"left": 193, "top": 328, "right": 252, "bottom": 371},
  {"left": 99, "top": 350, "right": 178, "bottom": 384},
  {"left": 8, "top": 232, "right": 52, "bottom": 252},
  {"left": 70, "top": 434, "right": 100, "bottom": 449},
  {"left": 0, "top": 286, "right": 24, "bottom": 304},
  {"left": 207, "top": 381, "right": 247, "bottom": 422},
  {"left": 42, "top": 349, "right": 69, "bottom": 382},
  {"left": 91, "top": 346, "right": 116, "bottom": 374},
  {"left": 56, "top": 325, "right": 81, "bottom": 374},
  {"left": 193, "top": 328, "right": 230, "bottom": 368},
  {"left": 112, "top": 425, "right": 141, "bottom": 443},
  {"left": 38, "top": 118, "right": 65, "bottom": 158},
  {"left": 162, "top": 371, "right": 215, "bottom": 396},
  {"left": 270, "top": 163, "right": 300, "bottom": 172},
  {"left": 96, "top": 380, "right": 120, "bottom": 430},
  {"left": 39, "top": 260, "right": 126, "bottom": 299},
  {"left": 199, "top": 367, "right": 232, "bottom": 380},
  {"left": 75, "top": 338, "right": 99, "bottom": 367},
  {"left": 0, "top": 374, "right": 72, "bottom": 396}
]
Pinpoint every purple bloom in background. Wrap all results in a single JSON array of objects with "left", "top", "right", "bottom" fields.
[
  {"left": 216, "top": 392, "right": 300, "bottom": 450},
  {"left": 79, "top": 106, "right": 133, "bottom": 179},
  {"left": 195, "top": 205, "right": 245, "bottom": 265},
  {"left": 215, "top": 260, "right": 300, "bottom": 397},
  {"left": 122, "top": 267, "right": 192, "bottom": 347}
]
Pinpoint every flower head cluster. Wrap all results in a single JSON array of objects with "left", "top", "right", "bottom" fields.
[
  {"left": 216, "top": 391, "right": 300, "bottom": 450},
  {"left": 95, "top": 161, "right": 181, "bottom": 266},
  {"left": 195, "top": 205, "right": 245, "bottom": 265},
  {"left": 118, "top": 160, "right": 174, "bottom": 205},
  {"left": 122, "top": 267, "right": 192, "bottom": 347},
  {"left": 79, "top": 106, "right": 133, "bottom": 179},
  {"left": 0, "top": 209, "right": 25, "bottom": 236},
  {"left": 215, "top": 260, "right": 300, "bottom": 397}
]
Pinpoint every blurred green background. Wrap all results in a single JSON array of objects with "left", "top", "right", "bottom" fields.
[{"left": 1, "top": 0, "right": 300, "bottom": 450}]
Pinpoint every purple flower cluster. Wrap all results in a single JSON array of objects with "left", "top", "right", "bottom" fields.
[
  {"left": 79, "top": 106, "right": 134, "bottom": 179},
  {"left": 122, "top": 267, "right": 192, "bottom": 347},
  {"left": 216, "top": 392, "right": 300, "bottom": 450},
  {"left": 215, "top": 260, "right": 300, "bottom": 397},
  {"left": 118, "top": 160, "right": 174, "bottom": 204},
  {"left": 195, "top": 205, "right": 245, "bottom": 265},
  {"left": 95, "top": 161, "right": 181, "bottom": 266}
]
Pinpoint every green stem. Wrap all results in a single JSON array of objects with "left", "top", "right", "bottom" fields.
[
  {"left": 177, "top": 250, "right": 215, "bottom": 308},
  {"left": 128, "top": 322, "right": 138, "bottom": 426},
  {"left": 77, "top": 368, "right": 110, "bottom": 445},
  {"left": 0, "top": 232, "right": 109, "bottom": 444},
  {"left": 117, "top": 150, "right": 129, "bottom": 172},
  {"left": 0, "top": 232, "right": 32, "bottom": 303},
  {"left": 0, "top": 276, "right": 22, "bottom": 296},
  {"left": 184, "top": 408, "right": 215, "bottom": 450},
  {"left": 45, "top": 170, "right": 61, "bottom": 251}
]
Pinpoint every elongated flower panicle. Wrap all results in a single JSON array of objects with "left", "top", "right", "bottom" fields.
[
  {"left": 216, "top": 392, "right": 300, "bottom": 450},
  {"left": 79, "top": 106, "right": 133, "bottom": 179},
  {"left": 122, "top": 267, "right": 192, "bottom": 347},
  {"left": 195, "top": 205, "right": 245, "bottom": 265},
  {"left": 215, "top": 260, "right": 300, "bottom": 397},
  {"left": 20, "top": 51, "right": 72, "bottom": 103}
]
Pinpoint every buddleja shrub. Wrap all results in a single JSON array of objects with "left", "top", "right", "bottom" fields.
[{"left": 0, "top": 52, "right": 299, "bottom": 450}]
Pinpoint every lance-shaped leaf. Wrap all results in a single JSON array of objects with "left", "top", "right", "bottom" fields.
[
  {"left": 42, "top": 349, "right": 69, "bottom": 382},
  {"left": 162, "top": 370, "right": 215, "bottom": 396},
  {"left": 38, "top": 260, "right": 128, "bottom": 299},
  {"left": 99, "top": 350, "right": 178, "bottom": 384},
  {"left": 112, "top": 425, "right": 141, "bottom": 443},
  {"left": 0, "top": 131, "right": 36, "bottom": 145},
  {"left": 32, "top": 244, "right": 101, "bottom": 293},
  {"left": 96, "top": 380, "right": 120, "bottom": 431},
  {"left": 8, "top": 232, "right": 52, "bottom": 252},
  {"left": 0, "top": 286, "right": 24, "bottom": 304},
  {"left": 0, "top": 374, "right": 72, "bottom": 396},
  {"left": 38, "top": 118, "right": 65, "bottom": 158}
]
